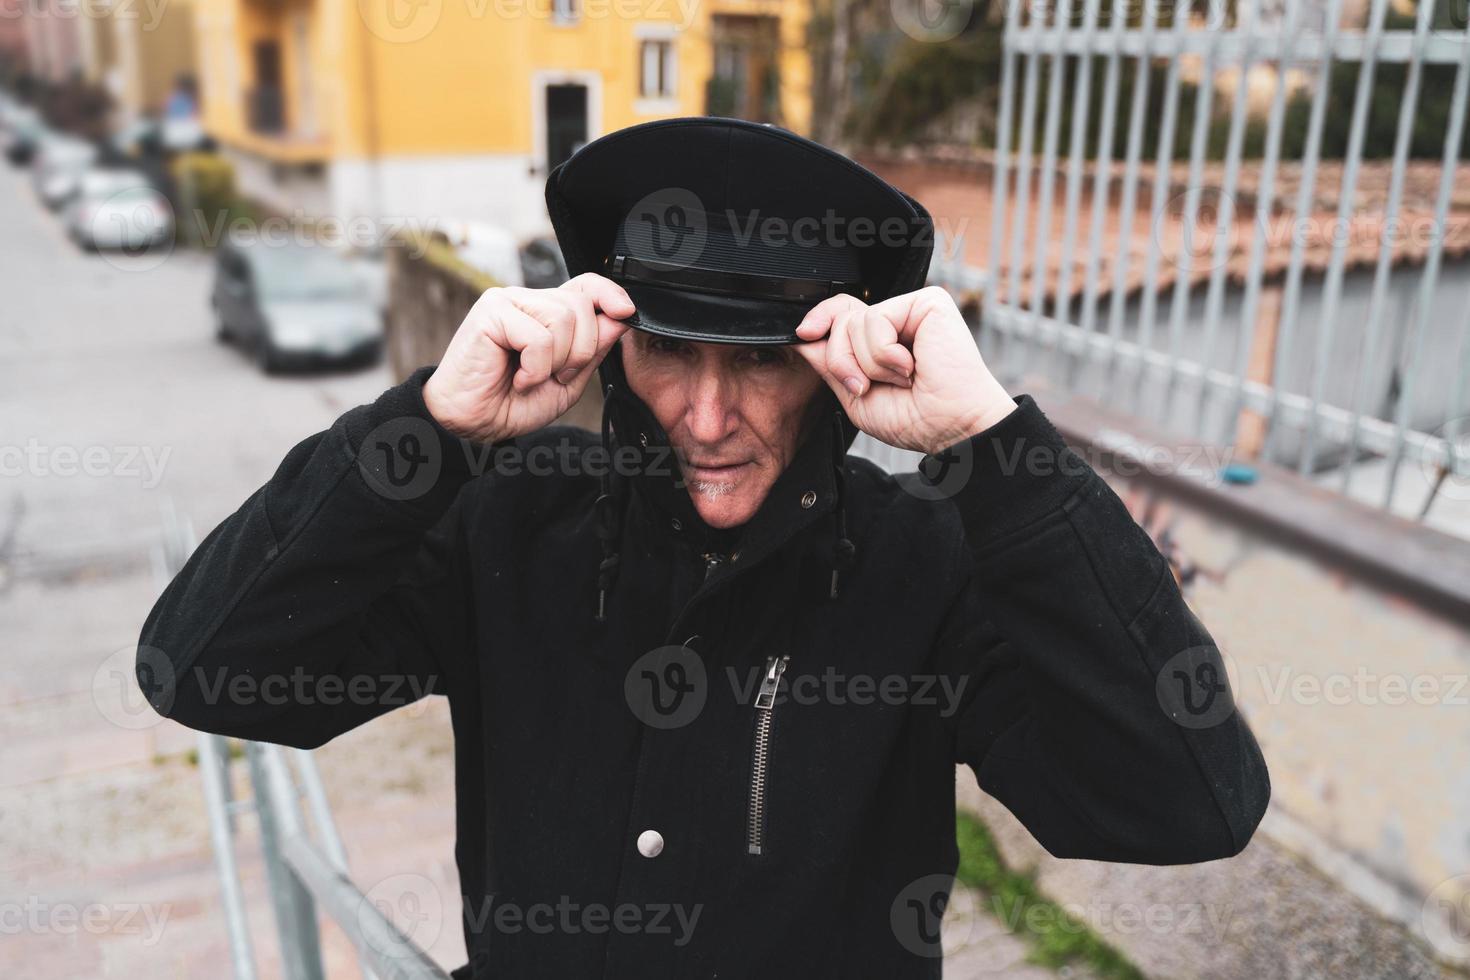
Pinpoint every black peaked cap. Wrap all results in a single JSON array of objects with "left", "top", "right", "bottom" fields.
[{"left": 545, "top": 117, "right": 935, "bottom": 345}]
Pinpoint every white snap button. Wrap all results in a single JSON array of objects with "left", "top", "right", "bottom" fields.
[
  {"left": 800, "top": 490, "right": 818, "bottom": 509},
  {"left": 637, "top": 829, "right": 664, "bottom": 858}
]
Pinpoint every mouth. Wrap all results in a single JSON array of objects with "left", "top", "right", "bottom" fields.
[{"left": 683, "top": 460, "right": 752, "bottom": 483}]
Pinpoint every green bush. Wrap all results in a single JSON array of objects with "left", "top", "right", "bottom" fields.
[{"left": 170, "top": 153, "right": 238, "bottom": 247}]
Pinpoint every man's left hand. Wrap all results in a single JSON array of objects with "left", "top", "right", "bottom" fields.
[{"left": 795, "top": 287, "right": 1016, "bottom": 455}]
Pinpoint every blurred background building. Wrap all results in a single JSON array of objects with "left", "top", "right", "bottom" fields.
[{"left": 190, "top": 0, "right": 809, "bottom": 233}]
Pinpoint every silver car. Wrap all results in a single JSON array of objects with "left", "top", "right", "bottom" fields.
[
  {"left": 4, "top": 113, "right": 48, "bottom": 166},
  {"left": 212, "top": 240, "right": 384, "bottom": 373},
  {"left": 32, "top": 137, "right": 98, "bottom": 209},
  {"left": 64, "top": 169, "right": 174, "bottom": 251}
]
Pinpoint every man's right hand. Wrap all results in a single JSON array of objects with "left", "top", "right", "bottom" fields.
[{"left": 422, "top": 273, "right": 635, "bottom": 443}]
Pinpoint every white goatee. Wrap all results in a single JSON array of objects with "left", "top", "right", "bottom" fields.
[{"left": 690, "top": 480, "right": 737, "bottom": 499}]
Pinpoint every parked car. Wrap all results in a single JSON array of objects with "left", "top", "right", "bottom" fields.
[
  {"left": 2, "top": 109, "right": 47, "bottom": 166},
  {"left": 0, "top": 95, "right": 28, "bottom": 135},
  {"left": 434, "top": 219, "right": 525, "bottom": 285},
  {"left": 519, "top": 235, "right": 569, "bottom": 288},
  {"left": 345, "top": 244, "right": 389, "bottom": 313},
  {"left": 64, "top": 169, "right": 173, "bottom": 251},
  {"left": 212, "top": 239, "right": 383, "bottom": 373},
  {"left": 32, "top": 137, "right": 98, "bottom": 209},
  {"left": 431, "top": 221, "right": 570, "bottom": 288}
]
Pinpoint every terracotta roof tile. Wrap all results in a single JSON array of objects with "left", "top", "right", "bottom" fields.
[{"left": 862, "top": 149, "right": 1470, "bottom": 307}]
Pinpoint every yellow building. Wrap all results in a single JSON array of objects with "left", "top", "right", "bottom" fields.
[
  {"left": 70, "top": 0, "right": 198, "bottom": 122},
  {"left": 192, "top": 0, "right": 813, "bottom": 236}
]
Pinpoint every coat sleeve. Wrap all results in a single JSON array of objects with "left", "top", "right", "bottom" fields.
[
  {"left": 137, "top": 369, "right": 481, "bottom": 749},
  {"left": 931, "top": 395, "right": 1270, "bottom": 865}
]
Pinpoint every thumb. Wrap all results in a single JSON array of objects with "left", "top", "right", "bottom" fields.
[
  {"left": 795, "top": 340, "right": 858, "bottom": 410},
  {"left": 565, "top": 315, "right": 630, "bottom": 392},
  {"left": 595, "top": 315, "right": 632, "bottom": 361}
]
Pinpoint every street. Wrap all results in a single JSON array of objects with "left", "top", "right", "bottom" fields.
[
  {"left": 0, "top": 160, "right": 471, "bottom": 976},
  {"left": 0, "top": 165, "right": 392, "bottom": 577}
]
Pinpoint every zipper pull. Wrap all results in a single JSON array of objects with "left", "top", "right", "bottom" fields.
[
  {"left": 754, "top": 655, "right": 789, "bottom": 710},
  {"left": 702, "top": 551, "right": 725, "bottom": 582}
]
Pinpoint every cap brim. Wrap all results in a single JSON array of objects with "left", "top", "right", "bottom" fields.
[{"left": 620, "top": 281, "right": 809, "bottom": 346}]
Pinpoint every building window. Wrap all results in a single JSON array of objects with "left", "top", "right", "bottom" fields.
[
  {"left": 708, "top": 15, "right": 781, "bottom": 123},
  {"left": 639, "top": 40, "right": 675, "bottom": 99},
  {"left": 552, "top": 0, "right": 578, "bottom": 24}
]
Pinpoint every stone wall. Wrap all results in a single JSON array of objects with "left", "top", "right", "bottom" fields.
[{"left": 384, "top": 241, "right": 604, "bottom": 432}]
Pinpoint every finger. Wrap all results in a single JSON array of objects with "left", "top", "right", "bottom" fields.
[
  {"left": 873, "top": 341, "right": 915, "bottom": 382},
  {"left": 594, "top": 314, "right": 632, "bottom": 358},
  {"left": 504, "top": 288, "right": 576, "bottom": 381},
  {"left": 490, "top": 297, "right": 555, "bottom": 392},
  {"left": 555, "top": 289, "right": 601, "bottom": 384},
  {"left": 564, "top": 272, "right": 636, "bottom": 320},
  {"left": 562, "top": 315, "right": 632, "bottom": 398},
  {"left": 871, "top": 286, "right": 949, "bottom": 345},
  {"left": 793, "top": 339, "right": 858, "bottom": 411},
  {"left": 795, "top": 293, "right": 863, "bottom": 342},
  {"left": 849, "top": 308, "right": 909, "bottom": 388},
  {"left": 824, "top": 307, "right": 867, "bottom": 397},
  {"left": 793, "top": 336, "right": 833, "bottom": 383},
  {"left": 864, "top": 308, "right": 915, "bottom": 384}
]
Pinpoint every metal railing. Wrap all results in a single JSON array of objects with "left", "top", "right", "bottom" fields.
[
  {"left": 931, "top": 0, "right": 1470, "bottom": 522},
  {"left": 155, "top": 514, "right": 451, "bottom": 980}
]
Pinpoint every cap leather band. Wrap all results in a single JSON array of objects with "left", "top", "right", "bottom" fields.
[{"left": 607, "top": 254, "right": 866, "bottom": 304}]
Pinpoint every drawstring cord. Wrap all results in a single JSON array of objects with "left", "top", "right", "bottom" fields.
[
  {"left": 830, "top": 410, "right": 856, "bottom": 599},
  {"left": 593, "top": 384, "right": 623, "bottom": 622}
]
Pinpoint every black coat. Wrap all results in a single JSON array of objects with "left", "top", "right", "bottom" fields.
[{"left": 139, "top": 365, "right": 1269, "bottom": 979}]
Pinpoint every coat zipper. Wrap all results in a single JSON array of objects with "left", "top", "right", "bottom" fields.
[{"left": 747, "top": 654, "right": 789, "bottom": 856}]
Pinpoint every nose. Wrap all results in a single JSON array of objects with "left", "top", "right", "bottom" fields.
[{"left": 683, "top": 362, "right": 739, "bottom": 446}]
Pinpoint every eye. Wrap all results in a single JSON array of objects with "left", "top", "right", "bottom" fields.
[
  {"left": 648, "top": 336, "right": 692, "bottom": 357},
  {"left": 741, "top": 346, "right": 788, "bottom": 367}
]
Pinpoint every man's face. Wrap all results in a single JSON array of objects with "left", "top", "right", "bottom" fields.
[{"left": 621, "top": 332, "right": 825, "bottom": 529}]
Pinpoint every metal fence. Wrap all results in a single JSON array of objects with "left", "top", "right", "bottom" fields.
[
  {"left": 928, "top": 0, "right": 1470, "bottom": 521},
  {"left": 155, "top": 515, "right": 451, "bottom": 980}
]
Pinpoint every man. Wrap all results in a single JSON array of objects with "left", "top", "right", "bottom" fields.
[{"left": 140, "top": 118, "right": 1268, "bottom": 978}]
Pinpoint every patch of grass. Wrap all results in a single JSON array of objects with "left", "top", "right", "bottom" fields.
[
  {"left": 183, "top": 739, "right": 245, "bottom": 768},
  {"left": 955, "top": 811, "right": 1144, "bottom": 980}
]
